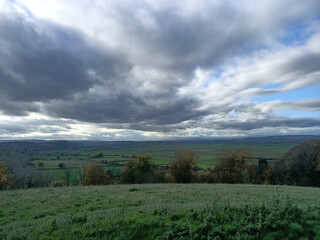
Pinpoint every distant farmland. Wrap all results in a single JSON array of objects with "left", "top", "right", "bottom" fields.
[{"left": 30, "top": 141, "right": 295, "bottom": 184}]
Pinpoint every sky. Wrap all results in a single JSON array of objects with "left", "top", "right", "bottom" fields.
[{"left": 0, "top": 0, "right": 319, "bottom": 141}]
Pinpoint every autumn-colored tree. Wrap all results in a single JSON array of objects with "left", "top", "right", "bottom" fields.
[
  {"left": 212, "top": 150, "right": 253, "bottom": 183},
  {"left": 0, "top": 160, "right": 12, "bottom": 190},
  {"left": 83, "top": 161, "right": 110, "bottom": 185},
  {"left": 168, "top": 150, "right": 198, "bottom": 183},
  {"left": 119, "top": 155, "right": 156, "bottom": 184}
]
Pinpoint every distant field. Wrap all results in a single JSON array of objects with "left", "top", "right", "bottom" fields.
[
  {"left": 33, "top": 142, "right": 296, "bottom": 184},
  {"left": 1, "top": 184, "right": 320, "bottom": 239}
]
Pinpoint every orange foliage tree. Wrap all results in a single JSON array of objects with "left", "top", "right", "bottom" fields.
[
  {"left": 212, "top": 150, "right": 253, "bottom": 183},
  {"left": 0, "top": 160, "right": 12, "bottom": 190},
  {"left": 83, "top": 160, "right": 111, "bottom": 185},
  {"left": 168, "top": 150, "right": 198, "bottom": 183}
]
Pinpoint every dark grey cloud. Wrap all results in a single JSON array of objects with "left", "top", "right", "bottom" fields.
[
  {"left": 0, "top": 118, "right": 73, "bottom": 135},
  {"left": 0, "top": 8, "right": 130, "bottom": 103},
  {"left": 45, "top": 92, "right": 205, "bottom": 125},
  {"left": 210, "top": 118, "right": 320, "bottom": 131}
]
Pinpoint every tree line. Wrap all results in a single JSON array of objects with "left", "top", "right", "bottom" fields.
[{"left": 1, "top": 139, "right": 320, "bottom": 190}]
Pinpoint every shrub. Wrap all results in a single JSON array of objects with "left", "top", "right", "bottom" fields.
[{"left": 51, "top": 180, "right": 66, "bottom": 187}]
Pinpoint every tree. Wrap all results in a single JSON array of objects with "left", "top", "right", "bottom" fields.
[
  {"left": 37, "top": 162, "right": 44, "bottom": 168},
  {"left": 168, "top": 150, "right": 198, "bottom": 183},
  {"left": 119, "top": 160, "right": 136, "bottom": 184},
  {"left": 274, "top": 140, "right": 320, "bottom": 186},
  {"left": 0, "top": 160, "right": 12, "bottom": 190},
  {"left": 119, "top": 155, "right": 157, "bottom": 184},
  {"left": 83, "top": 161, "right": 110, "bottom": 185},
  {"left": 212, "top": 150, "right": 253, "bottom": 183},
  {"left": 0, "top": 152, "right": 52, "bottom": 189},
  {"left": 58, "top": 162, "right": 66, "bottom": 169},
  {"left": 64, "top": 168, "right": 72, "bottom": 186}
]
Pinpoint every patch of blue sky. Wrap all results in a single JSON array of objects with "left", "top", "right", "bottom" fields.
[
  {"left": 255, "top": 83, "right": 283, "bottom": 89},
  {"left": 204, "top": 68, "right": 225, "bottom": 88},
  {"left": 11, "top": 0, "right": 34, "bottom": 18},
  {"left": 213, "top": 68, "right": 224, "bottom": 79},
  {"left": 252, "top": 84, "right": 320, "bottom": 103},
  {"left": 279, "top": 18, "right": 319, "bottom": 47},
  {"left": 275, "top": 109, "right": 320, "bottom": 118}
]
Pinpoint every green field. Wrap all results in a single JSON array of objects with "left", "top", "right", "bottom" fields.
[
  {"left": 32, "top": 142, "right": 295, "bottom": 184},
  {"left": 1, "top": 184, "right": 320, "bottom": 239}
]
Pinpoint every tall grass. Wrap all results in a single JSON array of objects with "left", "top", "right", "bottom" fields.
[{"left": 1, "top": 184, "right": 320, "bottom": 239}]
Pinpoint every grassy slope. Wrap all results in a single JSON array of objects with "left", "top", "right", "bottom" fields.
[{"left": 1, "top": 184, "right": 320, "bottom": 239}]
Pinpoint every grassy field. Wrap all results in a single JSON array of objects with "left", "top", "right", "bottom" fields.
[
  {"left": 33, "top": 142, "right": 295, "bottom": 184},
  {"left": 1, "top": 184, "right": 320, "bottom": 239}
]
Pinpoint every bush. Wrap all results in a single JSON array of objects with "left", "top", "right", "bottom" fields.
[{"left": 51, "top": 180, "right": 66, "bottom": 187}]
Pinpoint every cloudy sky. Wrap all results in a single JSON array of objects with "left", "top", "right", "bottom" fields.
[{"left": 0, "top": 0, "right": 319, "bottom": 140}]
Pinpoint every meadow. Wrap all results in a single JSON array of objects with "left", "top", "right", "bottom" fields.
[{"left": 1, "top": 184, "right": 320, "bottom": 239}]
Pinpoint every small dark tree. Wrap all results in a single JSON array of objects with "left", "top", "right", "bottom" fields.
[
  {"left": 64, "top": 168, "right": 72, "bottom": 186},
  {"left": 119, "top": 160, "right": 136, "bottom": 184},
  {"left": 168, "top": 150, "right": 198, "bottom": 183},
  {"left": 58, "top": 162, "right": 66, "bottom": 169},
  {"left": 119, "top": 155, "right": 156, "bottom": 184},
  {"left": 257, "top": 159, "right": 268, "bottom": 175},
  {"left": 37, "top": 162, "right": 44, "bottom": 168},
  {"left": 255, "top": 159, "right": 274, "bottom": 184}
]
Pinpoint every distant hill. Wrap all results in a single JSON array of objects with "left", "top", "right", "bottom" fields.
[
  {"left": 0, "top": 135, "right": 319, "bottom": 154},
  {"left": 170, "top": 135, "right": 320, "bottom": 144}
]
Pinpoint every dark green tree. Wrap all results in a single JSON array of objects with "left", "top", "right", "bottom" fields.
[
  {"left": 119, "top": 155, "right": 156, "bottom": 184},
  {"left": 168, "top": 150, "right": 198, "bottom": 183}
]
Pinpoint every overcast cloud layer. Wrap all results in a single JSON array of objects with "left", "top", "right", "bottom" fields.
[{"left": 0, "top": 0, "right": 319, "bottom": 140}]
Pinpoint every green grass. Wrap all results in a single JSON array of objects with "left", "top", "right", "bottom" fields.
[{"left": 1, "top": 184, "right": 320, "bottom": 239}]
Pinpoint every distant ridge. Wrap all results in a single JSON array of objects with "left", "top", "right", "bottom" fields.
[
  {"left": 0, "top": 139, "right": 46, "bottom": 143},
  {"left": 0, "top": 135, "right": 319, "bottom": 145}
]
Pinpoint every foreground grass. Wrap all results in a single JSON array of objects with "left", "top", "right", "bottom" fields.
[{"left": 1, "top": 184, "right": 320, "bottom": 239}]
